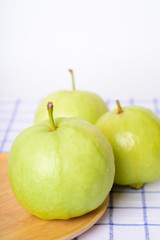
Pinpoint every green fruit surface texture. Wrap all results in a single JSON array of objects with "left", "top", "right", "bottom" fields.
[
  {"left": 8, "top": 117, "right": 114, "bottom": 220},
  {"left": 95, "top": 105, "right": 160, "bottom": 187},
  {"left": 34, "top": 90, "right": 108, "bottom": 125}
]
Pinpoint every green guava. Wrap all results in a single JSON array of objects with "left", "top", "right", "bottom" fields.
[
  {"left": 8, "top": 102, "right": 114, "bottom": 220},
  {"left": 34, "top": 70, "right": 108, "bottom": 125},
  {"left": 95, "top": 100, "right": 160, "bottom": 188}
]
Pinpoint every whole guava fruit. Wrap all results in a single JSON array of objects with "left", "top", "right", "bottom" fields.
[
  {"left": 34, "top": 70, "right": 108, "bottom": 125},
  {"left": 8, "top": 103, "right": 114, "bottom": 219},
  {"left": 95, "top": 100, "right": 160, "bottom": 188}
]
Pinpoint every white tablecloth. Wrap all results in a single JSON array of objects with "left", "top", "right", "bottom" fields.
[{"left": 1, "top": 98, "right": 160, "bottom": 240}]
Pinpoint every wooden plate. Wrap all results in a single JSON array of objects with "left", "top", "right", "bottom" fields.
[{"left": 0, "top": 153, "right": 109, "bottom": 240}]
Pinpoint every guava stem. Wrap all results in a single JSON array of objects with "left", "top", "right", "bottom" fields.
[
  {"left": 47, "top": 102, "right": 56, "bottom": 131},
  {"left": 68, "top": 69, "right": 75, "bottom": 91},
  {"left": 116, "top": 100, "right": 123, "bottom": 114}
]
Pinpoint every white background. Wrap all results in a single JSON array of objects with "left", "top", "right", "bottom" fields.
[{"left": 0, "top": 0, "right": 160, "bottom": 101}]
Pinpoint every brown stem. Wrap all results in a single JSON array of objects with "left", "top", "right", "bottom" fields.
[{"left": 116, "top": 100, "right": 123, "bottom": 114}]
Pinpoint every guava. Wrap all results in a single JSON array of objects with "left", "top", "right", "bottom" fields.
[
  {"left": 8, "top": 102, "right": 115, "bottom": 219},
  {"left": 95, "top": 100, "right": 160, "bottom": 188},
  {"left": 34, "top": 70, "right": 108, "bottom": 125}
]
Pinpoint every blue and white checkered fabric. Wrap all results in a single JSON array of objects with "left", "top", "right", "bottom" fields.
[{"left": 0, "top": 99, "right": 160, "bottom": 240}]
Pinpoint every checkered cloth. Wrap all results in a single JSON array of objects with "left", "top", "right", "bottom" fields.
[{"left": 0, "top": 99, "right": 160, "bottom": 240}]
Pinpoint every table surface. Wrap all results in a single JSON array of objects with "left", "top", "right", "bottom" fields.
[{"left": 0, "top": 98, "right": 160, "bottom": 240}]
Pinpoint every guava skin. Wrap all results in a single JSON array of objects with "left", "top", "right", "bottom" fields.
[
  {"left": 8, "top": 117, "right": 114, "bottom": 220},
  {"left": 34, "top": 90, "right": 108, "bottom": 125},
  {"left": 95, "top": 106, "right": 160, "bottom": 187}
]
